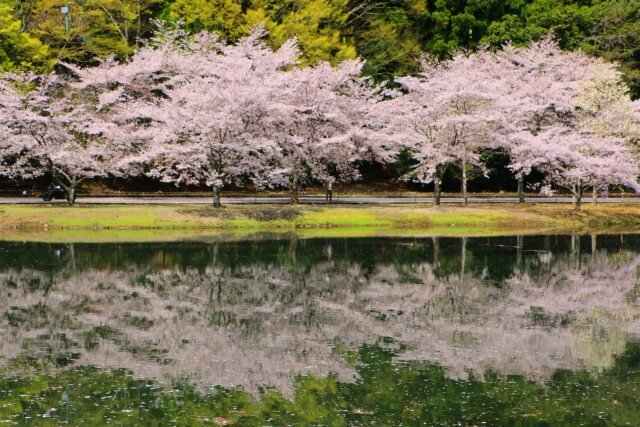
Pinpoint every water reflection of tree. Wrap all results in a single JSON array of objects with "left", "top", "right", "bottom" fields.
[
  {"left": 1, "top": 340, "right": 639, "bottom": 425},
  {"left": 0, "top": 235, "right": 640, "bottom": 392}
]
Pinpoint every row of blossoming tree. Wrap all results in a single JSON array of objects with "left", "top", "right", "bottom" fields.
[{"left": 1, "top": 24, "right": 639, "bottom": 209}]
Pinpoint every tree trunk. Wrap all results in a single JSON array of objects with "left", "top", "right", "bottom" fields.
[
  {"left": 574, "top": 193, "right": 582, "bottom": 211},
  {"left": 516, "top": 235, "right": 524, "bottom": 268},
  {"left": 460, "top": 236, "right": 467, "bottom": 282},
  {"left": 433, "top": 176, "right": 442, "bottom": 206},
  {"left": 66, "top": 186, "right": 76, "bottom": 206},
  {"left": 571, "top": 234, "right": 580, "bottom": 257},
  {"left": 432, "top": 236, "right": 440, "bottom": 270},
  {"left": 69, "top": 243, "right": 77, "bottom": 273},
  {"left": 573, "top": 183, "right": 583, "bottom": 211},
  {"left": 290, "top": 177, "right": 299, "bottom": 205},
  {"left": 517, "top": 174, "right": 525, "bottom": 203},
  {"left": 212, "top": 185, "right": 222, "bottom": 208},
  {"left": 461, "top": 158, "right": 468, "bottom": 206},
  {"left": 592, "top": 187, "right": 598, "bottom": 205},
  {"left": 51, "top": 170, "right": 78, "bottom": 206},
  {"left": 288, "top": 236, "right": 298, "bottom": 263},
  {"left": 571, "top": 234, "right": 581, "bottom": 268},
  {"left": 54, "top": 175, "right": 76, "bottom": 206}
]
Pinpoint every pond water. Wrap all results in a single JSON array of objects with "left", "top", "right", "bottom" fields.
[{"left": 0, "top": 234, "right": 639, "bottom": 425}]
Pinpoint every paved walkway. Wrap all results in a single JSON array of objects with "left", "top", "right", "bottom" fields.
[{"left": 2, "top": 196, "right": 640, "bottom": 205}]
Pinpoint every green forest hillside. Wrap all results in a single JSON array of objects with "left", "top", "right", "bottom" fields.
[{"left": 1, "top": 0, "right": 639, "bottom": 96}]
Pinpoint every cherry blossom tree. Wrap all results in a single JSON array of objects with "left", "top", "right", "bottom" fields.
[
  {"left": 574, "top": 67, "right": 640, "bottom": 203},
  {"left": 380, "top": 50, "right": 508, "bottom": 205},
  {"left": 0, "top": 76, "right": 22, "bottom": 177},
  {"left": 374, "top": 35, "right": 638, "bottom": 207},
  {"left": 496, "top": 34, "right": 615, "bottom": 202},
  {"left": 4, "top": 22, "right": 638, "bottom": 209},
  {"left": 576, "top": 67, "right": 640, "bottom": 140},
  {"left": 67, "top": 25, "right": 376, "bottom": 206},
  {"left": 269, "top": 59, "right": 376, "bottom": 203},
  {"left": 510, "top": 126, "right": 639, "bottom": 210},
  {"left": 140, "top": 30, "right": 300, "bottom": 207},
  {"left": 60, "top": 27, "right": 283, "bottom": 207},
  {"left": 500, "top": 37, "right": 640, "bottom": 206},
  {"left": 55, "top": 23, "right": 203, "bottom": 185},
  {"left": 0, "top": 73, "right": 126, "bottom": 204}
]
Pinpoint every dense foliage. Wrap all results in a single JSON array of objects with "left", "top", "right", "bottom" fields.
[
  {"left": 1, "top": 0, "right": 639, "bottom": 97},
  {"left": 0, "top": 3, "right": 51, "bottom": 72}
]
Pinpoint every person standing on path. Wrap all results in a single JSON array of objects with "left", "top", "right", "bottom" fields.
[{"left": 326, "top": 180, "right": 333, "bottom": 203}]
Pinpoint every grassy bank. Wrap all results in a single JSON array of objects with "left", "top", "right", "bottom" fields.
[{"left": 2, "top": 204, "right": 640, "bottom": 241}]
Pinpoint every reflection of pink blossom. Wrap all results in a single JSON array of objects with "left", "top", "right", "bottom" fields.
[{"left": 0, "top": 242, "right": 637, "bottom": 391}]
